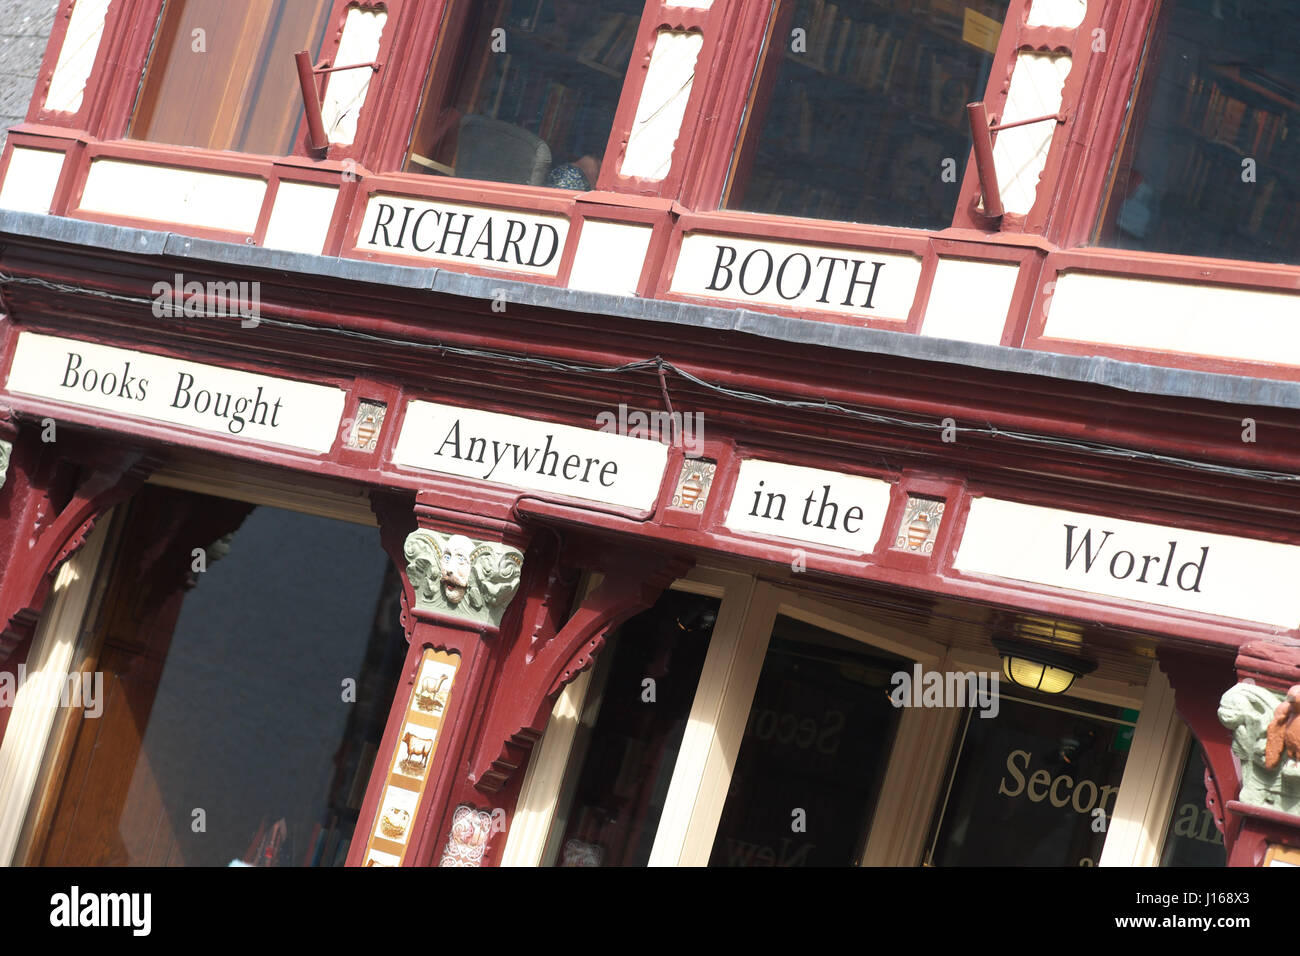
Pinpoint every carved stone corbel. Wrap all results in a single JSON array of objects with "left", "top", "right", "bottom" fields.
[
  {"left": 0, "top": 438, "right": 11, "bottom": 492},
  {"left": 1219, "top": 681, "right": 1300, "bottom": 816},
  {"left": 403, "top": 529, "right": 525, "bottom": 630}
]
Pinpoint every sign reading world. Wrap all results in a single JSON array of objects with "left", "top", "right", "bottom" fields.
[
  {"left": 725, "top": 459, "right": 893, "bottom": 552},
  {"left": 955, "top": 497, "right": 1300, "bottom": 629},
  {"left": 5, "top": 332, "right": 345, "bottom": 454},
  {"left": 356, "top": 194, "right": 570, "bottom": 277},
  {"left": 392, "top": 402, "right": 668, "bottom": 509}
]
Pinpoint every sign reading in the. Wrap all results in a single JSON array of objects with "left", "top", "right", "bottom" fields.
[
  {"left": 725, "top": 459, "right": 893, "bottom": 552},
  {"left": 392, "top": 402, "right": 669, "bottom": 509},
  {"left": 671, "top": 233, "right": 923, "bottom": 320},
  {"left": 5, "top": 332, "right": 345, "bottom": 454},
  {"left": 357, "top": 194, "right": 570, "bottom": 277},
  {"left": 954, "top": 497, "right": 1300, "bottom": 628}
]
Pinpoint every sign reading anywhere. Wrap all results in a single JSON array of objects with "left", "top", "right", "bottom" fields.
[
  {"left": 392, "top": 402, "right": 669, "bottom": 510},
  {"left": 356, "top": 194, "right": 570, "bottom": 277},
  {"left": 954, "top": 497, "right": 1300, "bottom": 628},
  {"left": 671, "top": 233, "right": 923, "bottom": 320},
  {"left": 4, "top": 332, "right": 345, "bottom": 454},
  {"left": 725, "top": 459, "right": 893, "bottom": 552}
]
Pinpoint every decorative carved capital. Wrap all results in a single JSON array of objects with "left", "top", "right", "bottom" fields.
[
  {"left": 0, "top": 439, "right": 10, "bottom": 492},
  {"left": 403, "top": 529, "right": 524, "bottom": 628},
  {"left": 1219, "top": 681, "right": 1300, "bottom": 817}
]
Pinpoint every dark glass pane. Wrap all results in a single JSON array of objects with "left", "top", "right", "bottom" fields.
[
  {"left": 549, "top": 590, "right": 717, "bottom": 866},
  {"left": 1098, "top": 1, "right": 1300, "bottom": 264},
  {"left": 708, "top": 616, "right": 904, "bottom": 867},
  {"left": 131, "top": 0, "right": 333, "bottom": 155},
  {"left": 1159, "top": 744, "right": 1227, "bottom": 867},
  {"left": 927, "top": 690, "right": 1137, "bottom": 866},
  {"left": 726, "top": 0, "right": 1011, "bottom": 228},
  {"left": 406, "top": 0, "right": 642, "bottom": 187}
]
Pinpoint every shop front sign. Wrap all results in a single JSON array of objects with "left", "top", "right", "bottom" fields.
[
  {"left": 724, "top": 459, "right": 893, "bottom": 552},
  {"left": 392, "top": 402, "right": 669, "bottom": 509},
  {"left": 955, "top": 497, "right": 1300, "bottom": 628},
  {"left": 3, "top": 332, "right": 346, "bottom": 454}
]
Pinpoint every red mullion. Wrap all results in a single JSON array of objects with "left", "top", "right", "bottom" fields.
[
  {"left": 88, "top": 0, "right": 166, "bottom": 141},
  {"left": 306, "top": 0, "right": 412, "bottom": 170},
  {"left": 596, "top": 0, "right": 716, "bottom": 199},
  {"left": 363, "top": 0, "right": 451, "bottom": 174}
]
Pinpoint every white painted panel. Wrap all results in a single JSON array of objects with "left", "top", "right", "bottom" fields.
[
  {"left": 356, "top": 194, "right": 569, "bottom": 276},
  {"left": 954, "top": 497, "right": 1300, "bottom": 628},
  {"left": 262, "top": 182, "right": 338, "bottom": 255},
  {"left": 667, "top": 0, "right": 711, "bottom": 7},
  {"left": 321, "top": 6, "right": 387, "bottom": 146},
  {"left": 671, "top": 232, "right": 922, "bottom": 320},
  {"left": 992, "top": 53, "right": 1071, "bottom": 216},
  {"left": 5, "top": 332, "right": 346, "bottom": 454},
  {"left": 1027, "top": 0, "right": 1087, "bottom": 28},
  {"left": 567, "top": 220, "right": 652, "bottom": 296},
  {"left": 1044, "top": 272, "right": 1300, "bottom": 365},
  {"left": 392, "top": 402, "right": 669, "bottom": 509},
  {"left": 620, "top": 30, "right": 703, "bottom": 181},
  {"left": 0, "top": 148, "right": 64, "bottom": 214},
  {"left": 44, "top": 0, "right": 112, "bottom": 113},
  {"left": 921, "top": 258, "right": 1019, "bottom": 345},
  {"left": 79, "top": 159, "right": 265, "bottom": 234},
  {"left": 725, "top": 459, "right": 893, "bottom": 553}
]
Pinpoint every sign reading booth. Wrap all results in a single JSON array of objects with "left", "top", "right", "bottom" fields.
[{"left": 4, "top": 332, "right": 345, "bottom": 454}]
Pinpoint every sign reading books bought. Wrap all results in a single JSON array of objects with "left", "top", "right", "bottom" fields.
[
  {"left": 4, "top": 332, "right": 345, "bottom": 454},
  {"left": 356, "top": 194, "right": 570, "bottom": 277},
  {"left": 725, "top": 459, "right": 893, "bottom": 552},
  {"left": 954, "top": 497, "right": 1300, "bottom": 628},
  {"left": 392, "top": 402, "right": 669, "bottom": 509},
  {"left": 363, "top": 649, "right": 460, "bottom": 867},
  {"left": 670, "top": 233, "right": 923, "bottom": 320}
]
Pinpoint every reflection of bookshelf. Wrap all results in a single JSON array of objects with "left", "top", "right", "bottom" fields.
[{"left": 733, "top": 0, "right": 1006, "bottom": 227}]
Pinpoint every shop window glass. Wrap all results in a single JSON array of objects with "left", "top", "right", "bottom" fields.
[
  {"left": 26, "top": 486, "right": 405, "bottom": 866},
  {"left": 1159, "top": 743, "right": 1226, "bottom": 867},
  {"left": 709, "top": 616, "right": 905, "bottom": 867},
  {"left": 130, "top": 0, "right": 333, "bottom": 155},
  {"left": 925, "top": 688, "right": 1138, "bottom": 866},
  {"left": 1098, "top": 2, "right": 1300, "bottom": 264},
  {"left": 725, "top": 0, "right": 1011, "bottom": 228},
  {"left": 404, "top": 0, "right": 642, "bottom": 187},
  {"left": 546, "top": 590, "right": 717, "bottom": 866}
]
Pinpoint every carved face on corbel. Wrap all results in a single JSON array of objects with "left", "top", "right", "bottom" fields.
[{"left": 440, "top": 534, "right": 474, "bottom": 604}]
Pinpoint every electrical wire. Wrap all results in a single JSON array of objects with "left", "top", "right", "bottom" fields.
[{"left": 3, "top": 271, "right": 1299, "bottom": 485}]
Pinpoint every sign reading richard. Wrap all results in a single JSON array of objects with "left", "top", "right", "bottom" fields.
[
  {"left": 392, "top": 402, "right": 669, "bottom": 509},
  {"left": 954, "top": 497, "right": 1300, "bottom": 629},
  {"left": 4, "top": 332, "right": 345, "bottom": 454}
]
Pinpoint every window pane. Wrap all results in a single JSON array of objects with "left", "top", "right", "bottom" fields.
[
  {"left": 726, "top": 0, "right": 1010, "bottom": 228},
  {"left": 1159, "top": 744, "right": 1226, "bottom": 867},
  {"left": 925, "top": 690, "right": 1137, "bottom": 866},
  {"left": 708, "top": 616, "right": 904, "bottom": 867},
  {"left": 1097, "top": 2, "right": 1300, "bottom": 264},
  {"left": 405, "top": 0, "right": 642, "bottom": 187},
  {"left": 547, "top": 590, "right": 717, "bottom": 866},
  {"left": 130, "top": 0, "right": 333, "bottom": 155}
]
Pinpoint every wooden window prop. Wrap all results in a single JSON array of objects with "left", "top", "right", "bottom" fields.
[
  {"left": 402, "top": 0, "right": 644, "bottom": 187},
  {"left": 1096, "top": 1, "right": 1300, "bottom": 265},
  {"left": 130, "top": 0, "right": 334, "bottom": 156},
  {"left": 361, "top": 649, "right": 461, "bottom": 867},
  {"left": 724, "top": 0, "right": 1012, "bottom": 229}
]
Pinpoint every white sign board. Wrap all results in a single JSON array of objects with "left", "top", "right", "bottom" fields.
[
  {"left": 725, "top": 459, "right": 893, "bottom": 552},
  {"left": 357, "top": 194, "right": 570, "bottom": 277},
  {"left": 671, "top": 233, "right": 923, "bottom": 320},
  {"left": 954, "top": 497, "right": 1300, "bottom": 628},
  {"left": 392, "top": 402, "right": 669, "bottom": 509},
  {"left": 5, "top": 332, "right": 346, "bottom": 454}
]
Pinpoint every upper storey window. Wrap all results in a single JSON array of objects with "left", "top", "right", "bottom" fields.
[
  {"left": 130, "top": 0, "right": 333, "bottom": 156},
  {"left": 724, "top": 0, "right": 1011, "bottom": 229},
  {"left": 1097, "top": 1, "right": 1300, "bottom": 265},
  {"left": 404, "top": 0, "right": 643, "bottom": 188}
]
